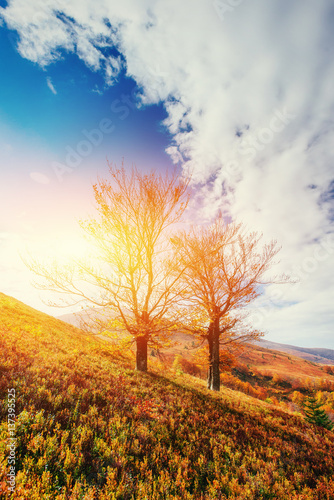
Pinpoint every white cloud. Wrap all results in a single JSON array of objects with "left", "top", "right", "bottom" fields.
[
  {"left": 1, "top": 0, "right": 334, "bottom": 346},
  {"left": 46, "top": 76, "right": 57, "bottom": 94}
]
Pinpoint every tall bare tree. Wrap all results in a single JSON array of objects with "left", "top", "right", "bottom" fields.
[
  {"left": 26, "top": 164, "right": 190, "bottom": 372},
  {"left": 171, "top": 216, "right": 287, "bottom": 391}
]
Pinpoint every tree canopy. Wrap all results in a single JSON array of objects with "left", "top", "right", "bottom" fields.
[
  {"left": 171, "top": 216, "right": 287, "bottom": 390},
  {"left": 27, "top": 164, "right": 190, "bottom": 372}
]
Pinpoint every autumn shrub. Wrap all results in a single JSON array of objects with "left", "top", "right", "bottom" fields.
[
  {"left": 323, "top": 365, "right": 334, "bottom": 376},
  {"left": 178, "top": 357, "right": 202, "bottom": 377},
  {"left": 220, "top": 372, "right": 268, "bottom": 400}
]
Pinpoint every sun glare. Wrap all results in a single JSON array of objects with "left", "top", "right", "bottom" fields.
[
  {"left": 57, "top": 237, "right": 92, "bottom": 261},
  {"left": 27, "top": 234, "right": 93, "bottom": 266}
]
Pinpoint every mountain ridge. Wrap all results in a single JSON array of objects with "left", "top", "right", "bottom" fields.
[{"left": 253, "top": 338, "right": 334, "bottom": 364}]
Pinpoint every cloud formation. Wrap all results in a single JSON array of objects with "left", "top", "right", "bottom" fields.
[
  {"left": 46, "top": 76, "right": 57, "bottom": 95},
  {"left": 1, "top": 0, "right": 334, "bottom": 346}
]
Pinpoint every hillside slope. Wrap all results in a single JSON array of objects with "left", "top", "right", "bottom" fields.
[
  {"left": 239, "top": 344, "right": 334, "bottom": 381},
  {"left": 253, "top": 339, "right": 334, "bottom": 364},
  {"left": 1, "top": 292, "right": 334, "bottom": 499}
]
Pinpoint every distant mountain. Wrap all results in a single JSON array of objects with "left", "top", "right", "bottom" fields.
[
  {"left": 57, "top": 308, "right": 109, "bottom": 331},
  {"left": 253, "top": 339, "right": 334, "bottom": 365},
  {"left": 57, "top": 311, "right": 88, "bottom": 327}
]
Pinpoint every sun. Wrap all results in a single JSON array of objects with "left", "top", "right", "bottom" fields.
[
  {"left": 56, "top": 236, "right": 93, "bottom": 261},
  {"left": 25, "top": 233, "right": 94, "bottom": 267}
]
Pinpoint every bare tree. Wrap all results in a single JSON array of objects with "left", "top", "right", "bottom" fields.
[
  {"left": 171, "top": 216, "right": 288, "bottom": 391},
  {"left": 26, "top": 163, "right": 190, "bottom": 372}
]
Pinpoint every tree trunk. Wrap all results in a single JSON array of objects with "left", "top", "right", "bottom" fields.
[
  {"left": 136, "top": 336, "right": 148, "bottom": 372},
  {"left": 207, "top": 322, "right": 213, "bottom": 389},
  {"left": 207, "top": 318, "right": 220, "bottom": 391},
  {"left": 207, "top": 339, "right": 212, "bottom": 389},
  {"left": 136, "top": 311, "right": 149, "bottom": 372},
  {"left": 211, "top": 327, "right": 220, "bottom": 391}
]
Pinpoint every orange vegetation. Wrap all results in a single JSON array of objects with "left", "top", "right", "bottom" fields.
[{"left": 1, "top": 293, "right": 334, "bottom": 499}]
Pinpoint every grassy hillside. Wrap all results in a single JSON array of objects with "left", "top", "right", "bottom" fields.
[
  {"left": 253, "top": 339, "right": 334, "bottom": 365},
  {"left": 237, "top": 343, "right": 334, "bottom": 382},
  {"left": 1, "top": 293, "right": 334, "bottom": 499},
  {"left": 165, "top": 336, "right": 334, "bottom": 419}
]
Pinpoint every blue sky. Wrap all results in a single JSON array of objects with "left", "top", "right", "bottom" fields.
[
  {"left": 1, "top": 0, "right": 334, "bottom": 348},
  {"left": 0, "top": 22, "right": 173, "bottom": 183}
]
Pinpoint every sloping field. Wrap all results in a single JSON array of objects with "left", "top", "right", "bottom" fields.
[
  {"left": 0, "top": 292, "right": 334, "bottom": 499},
  {"left": 239, "top": 345, "right": 334, "bottom": 380}
]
